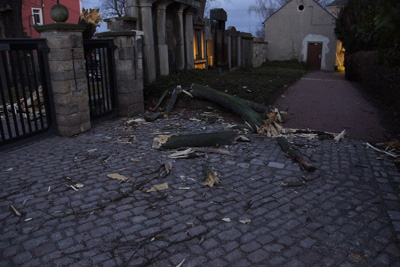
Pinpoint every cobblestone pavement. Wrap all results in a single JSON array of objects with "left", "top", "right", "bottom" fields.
[{"left": 1, "top": 110, "right": 400, "bottom": 266}]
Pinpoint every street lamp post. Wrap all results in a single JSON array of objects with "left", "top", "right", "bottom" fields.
[{"left": 28, "top": 15, "right": 38, "bottom": 37}]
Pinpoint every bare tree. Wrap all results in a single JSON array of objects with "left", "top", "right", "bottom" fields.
[
  {"left": 99, "top": 0, "right": 126, "bottom": 18},
  {"left": 0, "top": 0, "right": 24, "bottom": 38},
  {"left": 248, "top": 0, "right": 288, "bottom": 21},
  {"left": 249, "top": 0, "right": 331, "bottom": 21}
]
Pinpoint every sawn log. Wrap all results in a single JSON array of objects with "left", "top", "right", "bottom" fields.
[{"left": 153, "top": 131, "right": 239, "bottom": 149}]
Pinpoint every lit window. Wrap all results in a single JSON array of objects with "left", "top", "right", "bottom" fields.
[{"left": 32, "top": 8, "right": 43, "bottom": 25}]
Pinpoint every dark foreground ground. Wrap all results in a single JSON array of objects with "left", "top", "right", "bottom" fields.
[{"left": 1, "top": 71, "right": 400, "bottom": 266}]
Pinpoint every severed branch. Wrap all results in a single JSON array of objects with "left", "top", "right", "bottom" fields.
[
  {"left": 277, "top": 136, "right": 316, "bottom": 172},
  {"left": 153, "top": 131, "right": 239, "bottom": 150},
  {"left": 165, "top": 86, "right": 182, "bottom": 115},
  {"left": 191, "top": 84, "right": 265, "bottom": 132},
  {"left": 153, "top": 89, "right": 170, "bottom": 110},
  {"left": 365, "top": 143, "right": 398, "bottom": 158}
]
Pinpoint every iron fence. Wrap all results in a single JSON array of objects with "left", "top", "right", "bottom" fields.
[
  {"left": 83, "top": 39, "right": 117, "bottom": 120},
  {"left": 0, "top": 39, "right": 53, "bottom": 146}
]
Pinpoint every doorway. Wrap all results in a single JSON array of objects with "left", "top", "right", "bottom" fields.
[{"left": 307, "top": 42, "right": 322, "bottom": 70}]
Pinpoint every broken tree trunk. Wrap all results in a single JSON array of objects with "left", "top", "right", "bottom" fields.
[
  {"left": 153, "top": 131, "right": 238, "bottom": 149},
  {"left": 144, "top": 112, "right": 163, "bottom": 122},
  {"left": 153, "top": 89, "right": 170, "bottom": 110},
  {"left": 191, "top": 84, "right": 265, "bottom": 132},
  {"left": 232, "top": 96, "right": 272, "bottom": 115},
  {"left": 165, "top": 86, "right": 182, "bottom": 115},
  {"left": 277, "top": 136, "right": 316, "bottom": 172}
]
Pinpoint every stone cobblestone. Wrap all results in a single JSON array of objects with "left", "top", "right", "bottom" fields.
[{"left": 1, "top": 112, "right": 400, "bottom": 266}]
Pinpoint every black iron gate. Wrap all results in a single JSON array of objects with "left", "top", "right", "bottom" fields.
[
  {"left": 83, "top": 39, "right": 117, "bottom": 120},
  {"left": 0, "top": 39, "right": 53, "bottom": 146}
]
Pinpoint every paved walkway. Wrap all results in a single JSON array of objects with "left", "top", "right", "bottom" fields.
[
  {"left": 274, "top": 71, "right": 394, "bottom": 142},
  {"left": 1, "top": 106, "right": 400, "bottom": 266}
]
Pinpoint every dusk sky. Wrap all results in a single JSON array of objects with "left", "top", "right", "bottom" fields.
[
  {"left": 80, "top": 0, "right": 262, "bottom": 35},
  {"left": 80, "top": 0, "right": 334, "bottom": 35}
]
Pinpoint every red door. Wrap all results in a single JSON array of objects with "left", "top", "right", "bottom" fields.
[{"left": 307, "top": 43, "right": 322, "bottom": 70}]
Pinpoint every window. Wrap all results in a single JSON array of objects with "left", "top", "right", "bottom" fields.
[
  {"left": 32, "top": 8, "right": 43, "bottom": 25},
  {"left": 298, "top": 5, "right": 305, "bottom": 11}
]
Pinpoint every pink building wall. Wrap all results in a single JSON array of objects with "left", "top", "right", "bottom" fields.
[{"left": 22, "top": 0, "right": 82, "bottom": 38}]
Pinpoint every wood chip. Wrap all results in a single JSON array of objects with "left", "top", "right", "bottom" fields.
[
  {"left": 10, "top": 205, "right": 21, "bottom": 217},
  {"left": 204, "top": 166, "right": 220, "bottom": 187},
  {"left": 107, "top": 173, "right": 129, "bottom": 182},
  {"left": 222, "top": 218, "right": 231, "bottom": 222},
  {"left": 176, "top": 259, "right": 185, "bottom": 267},
  {"left": 239, "top": 219, "right": 251, "bottom": 224},
  {"left": 146, "top": 182, "right": 169, "bottom": 193},
  {"left": 334, "top": 129, "right": 346, "bottom": 143}
]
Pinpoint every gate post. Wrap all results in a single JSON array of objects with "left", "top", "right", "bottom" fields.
[
  {"left": 97, "top": 23, "right": 145, "bottom": 116},
  {"left": 35, "top": 23, "right": 91, "bottom": 137}
]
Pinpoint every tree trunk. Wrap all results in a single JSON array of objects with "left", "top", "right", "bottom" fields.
[
  {"left": 153, "top": 131, "right": 239, "bottom": 150},
  {"left": 191, "top": 84, "right": 265, "bottom": 132},
  {"left": 0, "top": 0, "right": 24, "bottom": 38}
]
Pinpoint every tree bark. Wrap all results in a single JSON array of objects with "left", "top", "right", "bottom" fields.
[
  {"left": 0, "top": 0, "right": 24, "bottom": 38},
  {"left": 153, "top": 131, "right": 239, "bottom": 150}
]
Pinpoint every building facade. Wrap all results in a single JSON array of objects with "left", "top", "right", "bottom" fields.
[
  {"left": 263, "top": 0, "right": 336, "bottom": 70},
  {"left": 22, "top": 0, "right": 82, "bottom": 38}
]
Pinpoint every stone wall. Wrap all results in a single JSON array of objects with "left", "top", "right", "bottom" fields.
[{"left": 253, "top": 41, "right": 268, "bottom": 68}]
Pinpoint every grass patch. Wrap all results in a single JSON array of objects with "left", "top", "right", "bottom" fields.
[{"left": 144, "top": 60, "right": 307, "bottom": 106}]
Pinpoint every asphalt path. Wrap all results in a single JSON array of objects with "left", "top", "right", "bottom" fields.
[{"left": 273, "top": 71, "right": 395, "bottom": 142}]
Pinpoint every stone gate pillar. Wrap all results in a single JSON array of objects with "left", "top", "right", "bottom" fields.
[
  {"left": 97, "top": 31, "right": 145, "bottom": 116},
  {"left": 35, "top": 23, "right": 91, "bottom": 137}
]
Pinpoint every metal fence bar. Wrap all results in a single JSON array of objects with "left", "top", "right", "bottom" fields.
[
  {"left": 0, "top": 38, "right": 52, "bottom": 146},
  {"left": 100, "top": 46, "right": 111, "bottom": 111},
  {"left": 23, "top": 50, "right": 39, "bottom": 131},
  {"left": 0, "top": 52, "right": 13, "bottom": 138},
  {"left": 16, "top": 49, "right": 33, "bottom": 133},
  {"left": 83, "top": 39, "right": 117, "bottom": 120}
]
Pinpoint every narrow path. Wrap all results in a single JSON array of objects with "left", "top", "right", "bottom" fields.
[{"left": 273, "top": 71, "right": 394, "bottom": 142}]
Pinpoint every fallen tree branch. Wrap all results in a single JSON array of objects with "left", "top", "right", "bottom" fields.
[
  {"left": 365, "top": 143, "right": 398, "bottom": 158},
  {"left": 153, "top": 131, "right": 239, "bottom": 150},
  {"left": 144, "top": 112, "right": 163, "bottom": 122},
  {"left": 193, "top": 147, "right": 232, "bottom": 156},
  {"left": 277, "top": 136, "right": 316, "bottom": 172},
  {"left": 191, "top": 84, "right": 265, "bottom": 132},
  {"left": 165, "top": 86, "right": 182, "bottom": 115},
  {"left": 153, "top": 89, "right": 170, "bottom": 110}
]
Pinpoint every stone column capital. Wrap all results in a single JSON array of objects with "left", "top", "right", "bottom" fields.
[
  {"left": 184, "top": 6, "right": 196, "bottom": 15},
  {"left": 139, "top": 0, "right": 158, "bottom": 8},
  {"left": 174, "top": 3, "right": 187, "bottom": 13},
  {"left": 155, "top": 0, "right": 172, "bottom": 10}
]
